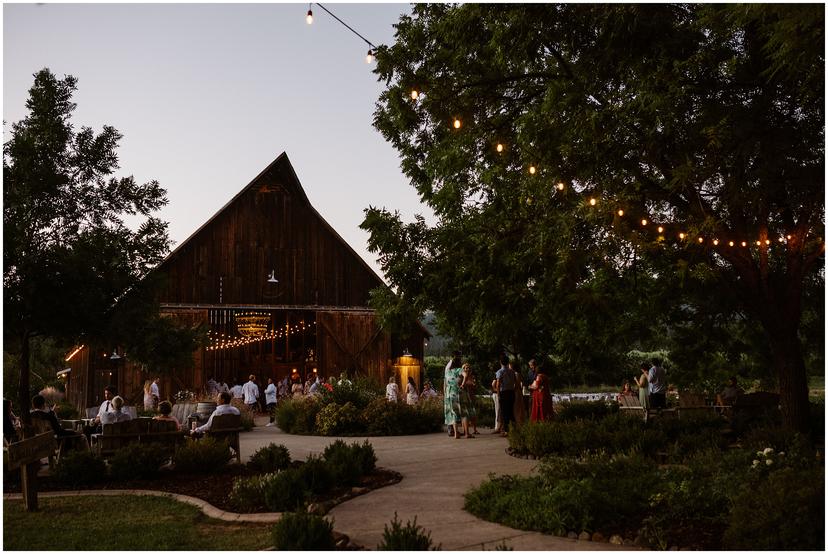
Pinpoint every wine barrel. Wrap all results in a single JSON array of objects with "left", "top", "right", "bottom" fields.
[{"left": 196, "top": 401, "right": 217, "bottom": 419}]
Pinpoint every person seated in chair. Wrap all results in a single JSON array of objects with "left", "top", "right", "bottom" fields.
[
  {"left": 100, "top": 396, "right": 132, "bottom": 424},
  {"left": 30, "top": 394, "right": 88, "bottom": 452},
  {"left": 153, "top": 400, "right": 181, "bottom": 430},
  {"left": 190, "top": 391, "right": 239, "bottom": 436},
  {"left": 716, "top": 376, "right": 744, "bottom": 407},
  {"left": 93, "top": 385, "right": 117, "bottom": 425}
]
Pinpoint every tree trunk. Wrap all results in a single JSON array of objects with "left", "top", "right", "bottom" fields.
[
  {"left": 18, "top": 332, "right": 31, "bottom": 426},
  {"left": 767, "top": 329, "right": 811, "bottom": 435}
]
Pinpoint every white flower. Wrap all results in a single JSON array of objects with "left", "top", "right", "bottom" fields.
[
  {"left": 756, "top": 451, "right": 764, "bottom": 457},
  {"left": 752, "top": 460, "right": 760, "bottom": 467},
  {"left": 766, "top": 459, "right": 773, "bottom": 466},
  {"left": 779, "top": 452, "right": 785, "bottom": 456},
  {"left": 763, "top": 447, "right": 774, "bottom": 456}
]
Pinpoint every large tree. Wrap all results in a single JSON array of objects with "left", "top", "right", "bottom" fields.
[
  {"left": 4, "top": 69, "right": 172, "bottom": 423},
  {"left": 363, "top": 5, "right": 824, "bottom": 432}
]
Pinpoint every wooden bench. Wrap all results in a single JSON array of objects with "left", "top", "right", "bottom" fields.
[
  {"left": 618, "top": 395, "right": 648, "bottom": 421},
  {"left": 205, "top": 413, "right": 243, "bottom": 463},
  {"left": 91, "top": 418, "right": 183, "bottom": 458}
]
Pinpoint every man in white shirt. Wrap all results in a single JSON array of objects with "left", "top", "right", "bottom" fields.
[
  {"left": 150, "top": 378, "right": 160, "bottom": 408},
  {"left": 93, "top": 386, "right": 117, "bottom": 424},
  {"left": 230, "top": 382, "right": 244, "bottom": 399},
  {"left": 100, "top": 396, "right": 132, "bottom": 425},
  {"left": 191, "top": 392, "right": 240, "bottom": 434},
  {"left": 264, "top": 378, "right": 278, "bottom": 427},
  {"left": 242, "top": 374, "right": 259, "bottom": 412}
]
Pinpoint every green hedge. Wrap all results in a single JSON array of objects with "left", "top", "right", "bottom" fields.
[{"left": 272, "top": 511, "right": 336, "bottom": 550}]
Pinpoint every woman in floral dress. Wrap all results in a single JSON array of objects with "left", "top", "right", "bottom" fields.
[
  {"left": 444, "top": 358, "right": 464, "bottom": 439},
  {"left": 459, "top": 363, "right": 478, "bottom": 436}
]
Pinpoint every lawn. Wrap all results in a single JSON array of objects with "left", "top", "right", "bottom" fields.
[{"left": 3, "top": 495, "right": 273, "bottom": 551}]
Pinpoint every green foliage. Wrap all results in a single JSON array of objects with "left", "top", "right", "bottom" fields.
[
  {"left": 52, "top": 450, "right": 107, "bottom": 487},
  {"left": 173, "top": 436, "right": 232, "bottom": 473},
  {"left": 229, "top": 472, "right": 280, "bottom": 513},
  {"left": 248, "top": 443, "right": 291, "bottom": 473},
  {"left": 315, "top": 402, "right": 361, "bottom": 436},
  {"left": 109, "top": 442, "right": 168, "bottom": 481},
  {"left": 723, "top": 466, "right": 824, "bottom": 550},
  {"left": 364, "top": 3, "right": 823, "bottom": 432},
  {"left": 318, "top": 378, "right": 379, "bottom": 410},
  {"left": 554, "top": 400, "right": 618, "bottom": 422},
  {"left": 322, "top": 439, "right": 376, "bottom": 486},
  {"left": 377, "top": 512, "right": 440, "bottom": 550},
  {"left": 271, "top": 511, "right": 336, "bottom": 551},
  {"left": 274, "top": 397, "right": 322, "bottom": 435},
  {"left": 261, "top": 469, "right": 309, "bottom": 512},
  {"left": 297, "top": 455, "right": 334, "bottom": 495},
  {"left": 423, "top": 356, "right": 448, "bottom": 392}
]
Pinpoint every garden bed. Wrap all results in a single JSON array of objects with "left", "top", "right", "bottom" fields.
[{"left": 5, "top": 463, "right": 402, "bottom": 514}]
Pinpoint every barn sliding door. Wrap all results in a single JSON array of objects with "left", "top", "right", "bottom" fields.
[{"left": 316, "top": 311, "right": 390, "bottom": 383}]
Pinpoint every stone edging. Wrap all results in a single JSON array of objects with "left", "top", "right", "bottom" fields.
[{"left": 3, "top": 489, "right": 282, "bottom": 523}]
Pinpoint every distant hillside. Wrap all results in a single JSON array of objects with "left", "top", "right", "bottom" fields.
[{"left": 421, "top": 312, "right": 453, "bottom": 356}]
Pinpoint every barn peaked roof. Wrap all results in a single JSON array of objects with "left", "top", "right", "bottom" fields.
[{"left": 158, "top": 152, "right": 383, "bottom": 286}]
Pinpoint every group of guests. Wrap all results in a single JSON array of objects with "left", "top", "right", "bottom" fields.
[
  {"left": 384, "top": 376, "right": 439, "bottom": 405},
  {"left": 443, "top": 352, "right": 555, "bottom": 439},
  {"left": 617, "top": 359, "right": 668, "bottom": 409}
]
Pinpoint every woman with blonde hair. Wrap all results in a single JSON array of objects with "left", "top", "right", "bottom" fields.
[{"left": 143, "top": 380, "right": 154, "bottom": 411}]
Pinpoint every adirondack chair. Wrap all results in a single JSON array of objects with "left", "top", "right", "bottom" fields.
[
  {"left": 618, "top": 395, "right": 648, "bottom": 421},
  {"left": 206, "top": 413, "right": 243, "bottom": 463}
]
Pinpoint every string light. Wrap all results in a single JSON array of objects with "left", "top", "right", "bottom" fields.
[
  {"left": 496, "top": 143, "right": 504, "bottom": 153},
  {"left": 741, "top": 241, "right": 747, "bottom": 247},
  {"left": 306, "top": 4, "right": 313, "bottom": 24},
  {"left": 698, "top": 237, "right": 704, "bottom": 244},
  {"left": 713, "top": 239, "right": 719, "bottom": 246},
  {"left": 640, "top": 218, "right": 647, "bottom": 226},
  {"left": 728, "top": 241, "right": 734, "bottom": 247},
  {"left": 410, "top": 89, "right": 419, "bottom": 100},
  {"left": 679, "top": 232, "right": 686, "bottom": 240},
  {"left": 528, "top": 165, "right": 536, "bottom": 175},
  {"left": 556, "top": 182, "right": 565, "bottom": 191},
  {"left": 617, "top": 209, "right": 624, "bottom": 216},
  {"left": 756, "top": 240, "right": 762, "bottom": 246},
  {"left": 309, "top": 3, "right": 377, "bottom": 64},
  {"left": 786, "top": 234, "right": 792, "bottom": 240},
  {"left": 366, "top": 48, "right": 374, "bottom": 63},
  {"left": 453, "top": 118, "right": 461, "bottom": 129},
  {"left": 589, "top": 198, "right": 597, "bottom": 206},
  {"left": 778, "top": 237, "right": 785, "bottom": 243},
  {"left": 764, "top": 239, "right": 771, "bottom": 245},
  {"left": 657, "top": 226, "right": 664, "bottom": 234}
]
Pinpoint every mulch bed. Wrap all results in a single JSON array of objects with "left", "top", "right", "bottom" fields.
[{"left": 4, "top": 464, "right": 402, "bottom": 514}]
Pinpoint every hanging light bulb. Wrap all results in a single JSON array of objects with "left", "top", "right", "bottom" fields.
[
  {"left": 366, "top": 48, "right": 374, "bottom": 63},
  {"left": 589, "top": 198, "right": 597, "bottom": 206},
  {"left": 698, "top": 237, "right": 704, "bottom": 243},
  {"left": 786, "top": 234, "right": 792, "bottom": 240},
  {"left": 728, "top": 240, "right": 734, "bottom": 247},
  {"left": 556, "top": 182, "right": 565, "bottom": 191},
  {"left": 764, "top": 239, "right": 771, "bottom": 245},
  {"left": 617, "top": 209, "right": 624, "bottom": 217},
  {"left": 496, "top": 143, "right": 504, "bottom": 153},
  {"left": 453, "top": 118, "right": 461, "bottom": 129},
  {"left": 306, "top": 4, "right": 313, "bottom": 24},
  {"left": 528, "top": 165, "right": 536, "bottom": 175},
  {"left": 410, "top": 89, "right": 419, "bottom": 100},
  {"left": 641, "top": 218, "right": 648, "bottom": 226},
  {"left": 713, "top": 239, "right": 719, "bottom": 246},
  {"left": 756, "top": 240, "right": 762, "bottom": 246},
  {"left": 741, "top": 241, "right": 747, "bottom": 247},
  {"left": 679, "top": 232, "right": 686, "bottom": 240},
  {"left": 657, "top": 226, "right": 664, "bottom": 234},
  {"left": 778, "top": 236, "right": 785, "bottom": 243}
]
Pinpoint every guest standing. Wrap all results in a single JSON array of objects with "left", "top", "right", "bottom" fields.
[
  {"left": 460, "top": 363, "right": 478, "bottom": 435},
  {"left": 264, "top": 378, "right": 278, "bottom": 427},
  {"left": 150, "top": 378, "right": 161, "bottom": 409},
  {"left": 635, "top": 363, "right": 650, "bottom": 409},
  {"left": 648, "top": 359, "right": 667, "bottom": 409},
  {"left": 143, "top": 380, "right": 154, "bottom": 411},
  {"left": 529, "top": 366, "right": 554, "bottom": 422},
  {"left": 510, "top": 360, "right": 527, "bottom": 427},
  {"left": 386, "top": 376, "right": 400, "bottom": 402},
  {"left": 242, "top": 374, "right": 260, "bottom": 413},
  {"left": 405, "top": 376, "right": 419, "bottom": 405},
  {"left": 495, "top": 355, "right": 516, "bottom": 436},
  {"left": 444, "top": 357, "right": 464, "bottom": 439}
]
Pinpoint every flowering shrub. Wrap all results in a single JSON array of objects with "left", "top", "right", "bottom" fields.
[
  {"left": 315, "top": 401, "right": 361, "bottom": 436},
  {"left": 38, "top": 386, "right": 64, "bottom": 406},
  {"left": 230, "top": 472, "right": 282, "bottom": 512},
  {"left": 173, "top": 389, "right": 196, "bottom": 402}
]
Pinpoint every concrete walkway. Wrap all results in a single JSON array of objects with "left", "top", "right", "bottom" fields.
[{"left": 241, "top": 417, "right": 628, "bottom": 551}]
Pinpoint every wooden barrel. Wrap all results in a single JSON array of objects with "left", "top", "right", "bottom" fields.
[{"left": 196, "top": 401, "right": 217, "bottom": 419}]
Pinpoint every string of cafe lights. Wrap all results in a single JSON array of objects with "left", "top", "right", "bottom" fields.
[
  {"left": 410, "top": 91, "right": 823, "bottom": 251},
  {"left": 305, "top": 3, "right": 377, "bottom": 64},
  {"left": 298, "top": 5, "right": 822, "bottom": 251},
  {"left": 207, "top": 321, "right": 316, "bottom": 351}
]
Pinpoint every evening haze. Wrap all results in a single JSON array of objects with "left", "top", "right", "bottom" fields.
[{"left": 3, "top": 2, "right": 425, "bottom": 280}]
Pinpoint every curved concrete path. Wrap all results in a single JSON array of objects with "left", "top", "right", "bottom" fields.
[{"left": 241, "top": 417, "right": 629, "bottom": 551}]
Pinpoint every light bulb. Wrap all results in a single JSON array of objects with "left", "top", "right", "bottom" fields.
[
  {"left": 729, "top": 241, "right": 734, "bottom": 247},
  {"left": 556, "top": 182, "right": 565, "bottom": 191},
  {"left": 756, "top": 240, "right": 762, "bottom": 246},
  {"left": 679, "top": 232, "right": 686, "bottom": 240},
  {"left": 698, "top": 237, "right": 704, "bottom": 243},
  {"left": 657, "top": 226, "right": 664, "bottom": 234},
  {"left": 589, "top": 198, "right": 597, "bottom": 206},
  {"left": 366, "top": 49, "right": 374, "bottom": 63},
  {"left": 778, "top": 237, "right": 784, "bottom": 243},
  {"left": 786, "top": 234, "right": 792, "bottom": 240},
  {"left": 713, "top": 239, "right": 719, "bottom": 246},
  {"left": 617, "top": 209, "right": 624, "bottom": 217},
  {"left": 529, "top": 165, "right": 536, "bottom": 175},
  {"left": 741, "top": 241, "right": 747, "bottom": 247},
  {"left": 306, "top": 9, "right": 313, "bottom": 24},
  {"left": 764, "top": 239, "right": 770, "bottom": 245},
  {"left": 641, "top": 218, "right": 648, "bottom": 226},
  {"left": 496, "top": 143, "right": 504, "bottom": 153},
  {"left": 411, "top": 89, "right": 419, "bottom": 100},
  {"left": 453, "top": 118, "right": 461, "bottom": 129}
]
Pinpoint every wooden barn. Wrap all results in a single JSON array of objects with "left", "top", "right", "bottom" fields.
[{"left": 65, "top": 153, "right": 427, "bottom": 410}]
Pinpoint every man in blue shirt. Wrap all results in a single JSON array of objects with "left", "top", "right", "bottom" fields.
[
  {"left": 648, "top": 358, "right": 667, "bottom": 409},
  {"left": 495, "top": 354, "right": 516, "bottom": 436}
]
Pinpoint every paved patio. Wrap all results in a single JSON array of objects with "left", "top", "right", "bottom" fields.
[{"left": 241, "top": 417, "right": 629, "bottom": 550}]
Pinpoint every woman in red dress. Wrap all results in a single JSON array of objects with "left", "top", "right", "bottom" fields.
[{"left": 529, "top": 366, "right": 554, "bottom": 422}]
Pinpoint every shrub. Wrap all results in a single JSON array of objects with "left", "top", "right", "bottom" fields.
[
  {"left": 231, "top": 400, "right": 255, "bottom": 431},
  {"left": 315, "top": 402, "right": 362, "bottom": 436},
  {"left": 362, "top": 397, "right": 410, "bottom": 436},
  {"left": 109, "top": 443, "right": 168, "bottom": 481},
  {"left": 230, "top": 471, "right": 281, "bottom": 512},
  {"left": 411, "top": 399, "right": 445, "bottom": 433},
  {"left": 322, "top": 439, "right": 376, "bottom": 485},
  {"left": 53, "top": 401, "right": 79, "bottom": 420},
  {"left": 474, "top": 394, "right": 496, "bottom": 428},
  {"left": 271, "top": 511, "right": 336, "bottom": 550},
  {"left": 723, "top": 466, "right": 824, "bottom": 550},
  {"left": 377, "top": 512, "right": 440, "bottom": 550},
  {"left": 318, "top": 377, "right": 379, "bottom": 410},
  {"left": 262, "top": 469, "right": 309, "bottom": 511},
  {"left": 555, "top": 400, "right": 617, "bottom": 422},
  {"left": 52, "top": 450, "right": 107, "bottom": 487},
  {"left": 173, "top": 436, "right": 232, "bottom": 473},
  {"left": 275, "top": 397, "right": 321, "bottom": 434},
  {"left": 298, "top": 454, "right": 334, "bottom": 495},
  {"left": 248, "top": 443, "right": 291, "bottom": 473}
]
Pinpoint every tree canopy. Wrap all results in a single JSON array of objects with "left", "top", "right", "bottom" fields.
[
  {"left": 363, "top": 4, "right": 824, "bottom": 431},
  {"left": 3, "top": 69, "right": 201, "bottom": 418}
]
